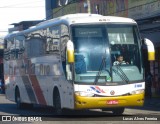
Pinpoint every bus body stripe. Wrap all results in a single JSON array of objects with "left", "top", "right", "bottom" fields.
[
  {"left": 21, "top": 76, "right": 37, "bottom": 103},
  {"left": 29, "top": 75, "right": 47, "bottom": 105},
  {"left": 17, "top": 60, "right": 37, "bottom": 104}
]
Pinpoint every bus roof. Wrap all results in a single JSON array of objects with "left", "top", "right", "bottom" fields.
[
  {"left": 38, "top": 13, "right": 136, "bottom": 26},
  {"left": 5, "top": 13, "right": 137, "bottom": 38}
]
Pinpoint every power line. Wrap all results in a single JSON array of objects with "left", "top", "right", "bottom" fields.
[
  {"left": 0, "top": 6, "right": 44, "bottom": 8},
  {"left": 0, "top": 31, "right": 8, "bottom": 32},
  {"left": 0, "top": 0, "right": 44, "bottom": 8}
]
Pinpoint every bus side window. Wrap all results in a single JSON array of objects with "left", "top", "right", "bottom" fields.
[
  {"left": 45, "top": 26, "right": 60, "bottom": 54},
  {"left": 9, "top": 38, "right": 15, "bottom": 60},
  {"left": 15, "top": 36, "right": 25, "bottom": 59},
  {"left": 4, "top": 40, "right": 9, "bottom": 60},
  {"left": 61, "top": 24, "right": 69, "bottom": 78}
]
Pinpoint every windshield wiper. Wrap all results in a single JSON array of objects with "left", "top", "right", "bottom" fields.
[
  {"left": 94, "top": 56, "right": 106, "bottom": 85},
  {"left": 112, "top": 65, "right": 130, "bottom": 83},
  {"left": 117, "top": 65, "right": 130, "bottom": 83}
]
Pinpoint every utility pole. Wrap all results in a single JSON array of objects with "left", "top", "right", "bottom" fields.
[{"left": 87, "top": 0, "right": 91, "bottom": 13}]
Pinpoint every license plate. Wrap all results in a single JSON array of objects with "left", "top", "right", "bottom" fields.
[{"left": 107, "top": 100, "right": 119, "bottom": 105}]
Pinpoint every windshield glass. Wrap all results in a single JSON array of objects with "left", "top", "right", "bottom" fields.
[{"left": 71, "top": 24, "right": 143, "bottom": 85}]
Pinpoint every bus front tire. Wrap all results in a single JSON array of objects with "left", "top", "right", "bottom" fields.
[
  {"left": 53, "top": 90, "right": 62, "bottom": 115},
  {"left": 15, "top": 88, "right": 33, "bottom": 109},
  {"left": 15, "top": 88, "right": 23, "bottom": 109},
  {"left": 112, "top": 107, "right": 125, "bottom": 115}
]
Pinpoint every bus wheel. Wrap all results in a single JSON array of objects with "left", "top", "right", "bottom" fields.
[
  {"left": 54, "top": 90, "right": 62, "bottom": 115},
  {"left": 22, "top": 103, "right": 33, "bottom": 109},
  {"left": 112, "top": 107, "right": 125, "bottom": 115},
  {"left": 15, "top": 88, "right": 23, "bottom": 109},
  {"left": 15, "top": 88, "right": 33, "bottom": 109}
]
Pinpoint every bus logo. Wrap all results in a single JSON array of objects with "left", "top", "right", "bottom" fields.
[
  {"left": 110, "top": 90, "right": 115, "bottom": 95},
  {"left": 90, "top": 86, "right": 105, "bottom": 93}
]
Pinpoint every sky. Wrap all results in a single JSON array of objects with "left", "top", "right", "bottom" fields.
[{"left": 0, "top": 0, "right": 45, "bottom": 37}]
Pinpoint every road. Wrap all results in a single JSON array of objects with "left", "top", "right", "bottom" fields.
[{"left": 0, "top": 94, "right": 160, "bottom": 124}]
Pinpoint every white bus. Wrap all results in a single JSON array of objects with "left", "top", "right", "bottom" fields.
[{"left": 3, "top": 14, "right": 155, "bottom": 115}]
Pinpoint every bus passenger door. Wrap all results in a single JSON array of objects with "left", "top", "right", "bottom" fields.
[
  {"left": 62, "top": 79, "right": 74, "bottom": 109},
  {"left": 61, "top": 62, "right": 74, "bottom": 109},
  {"left": 60, "top": 34, "right": 75, "bottom": 109}
]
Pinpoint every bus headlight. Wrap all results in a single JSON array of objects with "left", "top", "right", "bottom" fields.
[
  {"left": 75, "top": 91, "right": 94, "bottom": 97},
  {"left": 130, "top": 89, "right": 144, "bottom": 95}
]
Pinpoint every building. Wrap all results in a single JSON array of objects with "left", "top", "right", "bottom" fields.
[
  {"left": 8, "top": 20, "right": 44, "bottom": 33},
  {"left": 45, "top": 0, "right": 75, "bottom": 19},
  {"left": 45, "top": 0, "right": 160, "bottom": 96}
]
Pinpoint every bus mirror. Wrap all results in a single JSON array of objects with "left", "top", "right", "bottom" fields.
[
  {"left": 67, "top": 40, "right": 75, "bottom": 63},
  {"left": 143, "top": 38, "right": 155, "bottom": 61}
]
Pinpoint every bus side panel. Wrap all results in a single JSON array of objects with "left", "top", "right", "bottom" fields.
[
  {"left": 38, "top": 55, "right": 74, "bottom": 109},
  {"left": 4, "top": 74, "right": 15, "bottom": 102},
  {"left": 29, "top": 56, "right": 62, "bottom": 106},
  {"left": 59, "top": 76, "right": 75, "bottom": 109},
  {"left": 4, "top": 60, "right": 15, "bottom": 102},
  {"left": 30, "top": 55, "right": 74, "bottom": 108},
  {"left": 4, "top": 60, "right": 37, "bottom": 104}
]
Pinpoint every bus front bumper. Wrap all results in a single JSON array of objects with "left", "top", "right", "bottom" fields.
[{"left": 74, "top": 93, "right": 144, "bottom": 109}]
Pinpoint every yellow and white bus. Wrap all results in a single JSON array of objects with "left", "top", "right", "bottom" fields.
[{"left": 3, "top": 14, "right": 155, "bottom": 115}]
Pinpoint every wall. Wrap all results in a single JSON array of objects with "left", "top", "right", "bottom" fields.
[{"left": 51, "top": 0, "right": 160, "bottom": 20}]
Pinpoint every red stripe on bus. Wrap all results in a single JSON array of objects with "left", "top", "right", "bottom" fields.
[{"left": 29, "top": 75, "right": 47, "bottom": 105}]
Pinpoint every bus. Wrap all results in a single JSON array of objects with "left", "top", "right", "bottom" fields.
[{"left": 3, "top": 14, "right": 155, "bottom": 115}]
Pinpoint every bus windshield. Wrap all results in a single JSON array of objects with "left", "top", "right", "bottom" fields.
[{"left": 72, "top": 24, "right": 143, "bottom": 85}]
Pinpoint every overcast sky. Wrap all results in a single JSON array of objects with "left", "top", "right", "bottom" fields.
[{"left": 0, "top": 0, "right": 45, "bottom": 37}]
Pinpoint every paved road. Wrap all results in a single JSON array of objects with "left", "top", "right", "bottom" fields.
[{"left": 0, "top": 94, "right": 160, "bottom": 123}]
